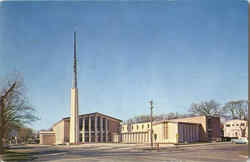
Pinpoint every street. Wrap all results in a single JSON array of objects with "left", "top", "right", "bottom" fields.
[{"left": 8, "top": 143, "right": 248, "bottom": 162}]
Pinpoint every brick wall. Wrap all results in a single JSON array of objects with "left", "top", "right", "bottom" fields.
[
  {"left": 209, "top": 117, "right": 221, "bottom": 140},
  {"left": 109, "top": 119, "right": 120, "bottom": 133}
]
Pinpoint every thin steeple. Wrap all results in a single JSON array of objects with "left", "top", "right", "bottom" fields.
[
  {"left": 73, "top": 31, "right": 77, "bottom": 88},
  {"left": 70, "top": 31, "right": 79, "bottom": 144}
]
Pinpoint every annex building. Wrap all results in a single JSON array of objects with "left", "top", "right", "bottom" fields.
[
  {"left": 121, "top": 120, "right": 200, "bottom": 144},
  {"left": 121, "top": 116, "right": 221, "bottom": 144}
]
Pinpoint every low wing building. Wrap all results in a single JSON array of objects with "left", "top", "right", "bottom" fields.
[
  {"left": 121, "top": 115, "right": 220, "bottom": 144},
  {"left": 121, "top": 121, "right": 200, "bottom": 144}
]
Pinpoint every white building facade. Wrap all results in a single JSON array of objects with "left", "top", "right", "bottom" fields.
[{"left": 224, "top": 119, "right": 248, "bottom": 138}]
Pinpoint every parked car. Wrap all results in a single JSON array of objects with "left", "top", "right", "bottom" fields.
[
  {"left": 3, "top": 143, "right": 9, "bottom": 149},
  {"left": 221, "top": 136, "right": 232, "bottom": 142},
  {"left": 231, "top": 138, "right": 248, "bottom": 144}
]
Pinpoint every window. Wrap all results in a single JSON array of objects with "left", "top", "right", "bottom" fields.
[
  {"left": 97, "top": 116, "right": 100, "bottom": 131},
  {"left": 103, "top": 118, "right": 106, "bottom": 130},
  {"left": 142, "top": 125, "right": 144, "bottom": 130},
  {"left": 207, "top": 118, "right": 212, "bottom": 129},
  {"left": 226, "top": 124, "right": 230, "bottom": 127},
  {"left": 132, "top": 126, "right": 133, "bottom": 130},
  {"left": 79, "top": 118, "right": 83, "bottom": 130},
  {"left": 232, "top": 124, "right": 234, "bottom": 126},
  {"left": 236, "top": 124, "right": 239, "bottom": 126},
  {"left": 79, "top": 133, "right": 82, "bottom": 142},
  {"left": 154, "top": 134, "right": 157, "bottom": 141},
  {"left": 107, "top": 120, "right": 109, "bottom": 131},
  {"left": 148, "top": 124, "right": 150, "bottom": 128},
  {"left": 122, "top": 127, "right": 124, "bottom": 131},
  {"left": 137, "top": 125, "right": 139, "bottom": 130},
  {"left": 91, "top": 117, "right": 95, "bottom": 131},
  {"left": 241, "top": 123, "right": 245, "bottom": 126},
  {"left": 85, "top": 117, "right": 89, "bottom": 130}
]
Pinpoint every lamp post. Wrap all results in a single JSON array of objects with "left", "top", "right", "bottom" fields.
[{"left": 150, "top": 100, "right": 153, "bottom": 149}]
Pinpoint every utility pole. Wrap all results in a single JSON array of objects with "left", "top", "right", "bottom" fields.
[{"left": 150, "top": 100, "right": 153, "bottom": 149}]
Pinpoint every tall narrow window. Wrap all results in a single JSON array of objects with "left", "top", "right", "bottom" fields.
[
  {"left": 79, "top": 133, "right": 82, "bottom": 142},
  {"left": 79, "top": 118, "right": 83, "bottom": 130},
  {"left": 97, "top": 116, "right": 100, "bottom": 131}
]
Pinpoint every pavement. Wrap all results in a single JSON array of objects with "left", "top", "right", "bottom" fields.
[{"left": 5, "top": 142, "right": 249, "bottom": 162}]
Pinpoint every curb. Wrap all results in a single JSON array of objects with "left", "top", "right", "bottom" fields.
[
  {"left": 174, "top": 142, "right": 232, "bottom": 148},
  {"left": 140, "top": 142, "right": 233, "bottom": 150},
  {"left": 239, "top": 155, "right": 248, "bottom": 159}
]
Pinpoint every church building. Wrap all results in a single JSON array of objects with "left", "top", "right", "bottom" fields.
[
  {"left": 40, "top": 32, "right": 121, "bottom": 145},
  {"left": 39, "top": 32, "right": 221, "bottom": 145},
  {"left": 40, "top": 112, "right": 121, "bottom": 145}
]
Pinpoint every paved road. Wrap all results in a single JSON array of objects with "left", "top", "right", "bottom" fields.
[{"left": 10, "top": 143, "right": 248, "bottom": 162}]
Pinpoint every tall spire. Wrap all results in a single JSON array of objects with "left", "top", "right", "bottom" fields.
[
  {"left": 70, "top": 31, "right": 79, "bottom": 144},
  {"left": 73, "top": 31, "right": 77, "bottom": 88}
]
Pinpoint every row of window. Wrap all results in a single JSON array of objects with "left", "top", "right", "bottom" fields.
[
  {"left": 79, "top": 117, "right": 109, "bottom": 131},
  {"left": 225, "top": 123, "right": 245, "bottom": 127},
  {"left": 122, "top": 124, "right": 150, "bottom": 131}
]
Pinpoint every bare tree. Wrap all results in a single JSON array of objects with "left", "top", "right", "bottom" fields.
[
  {"left": 188, "top": 100, "right": 222, "bottom": 117},
  {"left": 223, "top": 100, "right": 248, "bottom": 120},
  {"left": 0, "top": 75, "right": 38, "bottom": 153}
]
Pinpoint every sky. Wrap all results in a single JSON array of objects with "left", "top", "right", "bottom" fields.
[{"left": 0, "top": 0, "right": 248, "bottom": 131}]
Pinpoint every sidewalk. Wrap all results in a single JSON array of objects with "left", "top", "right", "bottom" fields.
[
  {"left": 139, "top": 142, "right": 233, "bottom": 151},
  {"left": 173, "top": 141, "right": 232, "bottom": 148}
]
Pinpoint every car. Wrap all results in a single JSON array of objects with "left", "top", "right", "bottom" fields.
[
  {"left": 231, "top": 138, "right": 248, "bottom": 144},
  {"left": 3, "top": 143, "right": 9, "bottom": 149}
]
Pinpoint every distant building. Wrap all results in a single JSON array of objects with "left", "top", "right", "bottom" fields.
[
  {"left": 121, "top": 115, "right": 221, "bottom": 144},
  {"left": 224, "top": 119, "right": 248, "bottom": 138},
  {"left": 8, "top": 129, "right": 18, "bottom": 144},
  {"left": 40, "top": 112, "right": 122, "bottom": 145},
  {"left": 40, "top": 131, "right": 55, "bottom": 145}
]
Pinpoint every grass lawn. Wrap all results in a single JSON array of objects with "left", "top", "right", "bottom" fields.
[{"left": 1, "top": 151, "right": 37, "bottom": 162}]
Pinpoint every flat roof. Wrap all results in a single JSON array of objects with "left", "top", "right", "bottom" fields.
[
  {"left": 40, "top": 131, "right": 55, "bottom": 134},
  {"left": 62, "top": 112, "right": 122, "bottom": 122},
  {"left": 122, "top": 120, "right": 201, "bottom": 126},
  {"left": 52, "top": 112, "right": 122, "bottom": 128},
  {"left": 122, "top": 115, "right": 220, "bottom": 126},
  {"left": 153, "top": 120, "right": 201, "bottom": 125}
]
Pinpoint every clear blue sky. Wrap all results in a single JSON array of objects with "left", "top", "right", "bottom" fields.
[{"left": 0, "top": 0, "right": 248, "bottom": 130}]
